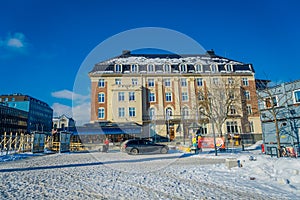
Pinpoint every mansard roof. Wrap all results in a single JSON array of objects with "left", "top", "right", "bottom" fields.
[{"left": 89, "top": 50, "right": 254, "bottom": 75}]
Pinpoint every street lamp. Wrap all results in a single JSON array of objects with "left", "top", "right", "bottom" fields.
[{"left": 209, "top": 96, "right": 218, "bottom": 156}]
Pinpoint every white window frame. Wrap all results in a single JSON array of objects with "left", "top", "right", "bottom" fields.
[
  {"left": 98, "top": 108, "right": 105, "bottom": 119},
  {"left": 98, "top": 79, "right": 105, "bottom": 87},
  {"left": 163, "top": 64, "right": 171, "bottom": 72},
  {"left": 165, "top": 92, "right": 172, "bottom": 102},
  {"left": 132, "top": 78, "right": 138, "bottom": 85},
  {"left": 118, "top": 92, "right": 125, "bottom": 102},
  {"left": 129, "top": 92, "right": 135, "bottom": 101},
  {"left": 196, "top": 78, "right": 203, "bottom": 86},
  {"left": 195, "top": 64, "right": 202, "bottom": 72},
  {"left": 131, "top": 64, "right": 138, "bottom": 73},
  {"left": 129, "top": 107, "right": 136, "bottom": 117},
  {"left": 115, "top": 64, "right": 122, "bottom": 73},
  {"left": 242, "top": 78, "right": 249, "bottom": 86},
  {"left": 164, "top": 79, "right": 171, "bottom": 87},
  {"left": 182, "top": 92, "right": 188, "bottom": 101},
  {"left": 181, "top": 78, "right": 187, "bottom": 87},
  {"left": 247, "top": 105, "right": 252, "bottom": 115},
  {"left": 118, "top": 107, "right": 125, "bottom": 118},
  {"left": 149, "top": 92, "right": 156, "bottom": 102},
  {"left": 147, "top": 64, "right": 155, "bottom": 73},
  {"left": 225, "top": 64, "right": 233, "bottom": 72},
  {"left": 179, "top": 64, "right": 187, "bottom": 73},
  {"left": 98, "top": 93, "right": 105, "bottom": 103},
  {"left": 210, "top": 64, "right": 218, "bottom": 72},
  {"left": 148, "top": 79, "right": 155, "bottom": 87},
  {"left": 115, "top": 78, "right": 122, "bottom": 85},
  {"left": 182, "top": 107, "right": 189, "bottom": 119},
  {"left": 149, "top": 107, "right": 155, "bottom": 120},
  {"left": 244, "top": 91, "right": 250, "bottom": 100},
  {"left": 293, "top": 90, "right": 300, "bottom": 104}
]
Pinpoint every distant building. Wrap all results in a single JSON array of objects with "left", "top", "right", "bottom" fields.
[
  {"left": 0, "top": 103, "right": 28, "bottom": 133},
  {"left": 89, "top": 50, "right": 262, "bottom": 140},
  {"left": 53, "top": 114, "right": 76, "bottom": 131},
  {"left": 258, "top": 80, "right": 300, "bottom": 154},
  {"left": 0, "top": 94, "right": 53, "bottom": 133}
]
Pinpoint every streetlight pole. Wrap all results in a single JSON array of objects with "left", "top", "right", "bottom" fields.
[{"left": 209, "top": 97, "right": 218, "bottom": 156}]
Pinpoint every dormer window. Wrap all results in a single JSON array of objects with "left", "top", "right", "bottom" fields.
[
  {"left": 163, "top": 64, "right": 171, "bottom": 72},
  {"left": 225, "top": 64, "right": 233, "bottom": 72},
  {"left": 115, "top": 64, "right": 122, "bottom": 73},
  {"left": 195, "top": 64, "right": 202, "bottom": 72},
  {"left": 179, "top": 64, "right": 187, "bottom": 73},
  {"left": 210, "top": 64, "right": 218, "bottom": 72},
  {"left": 147, "top": 64, "right": 155, "bottom": 73},
  {"left": 131, "top": 64, "right": 138, "bottom": 73}
]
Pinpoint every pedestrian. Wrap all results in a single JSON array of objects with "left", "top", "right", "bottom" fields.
[{"left": 104, "top": 138, "right": 110, "bottom": 153}]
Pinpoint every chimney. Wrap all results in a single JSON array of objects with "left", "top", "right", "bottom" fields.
[
  {"left": 206, "top": 49, "right": 215, "bottom": 56},
  {"left": 122, "top": 50, "right": 131, "bottom": 55}
]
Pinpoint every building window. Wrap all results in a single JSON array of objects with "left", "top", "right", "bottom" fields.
[
  {"left": 242, "top": 78, "right": 249, "bottom": 86},
  {"left": 132, "top": 78, "right": 138, "bottom": 85},
  {"left": 229, "top": 91, "right": 234, "bottom": 99},
  {"left": 198, "top": 92, "right": 205, "bottom": 101},
  {"left": 98, "top": 93, "right": 105, "bottom": 103},
  {"left": 149, "top": 92, "right": 156, "bottom": 102},
  {"left": 129, "top": 92, "right": 135, "bottom": 101},
  {"left": 247, "top": 105, "right": 252, "bottom": 115},
  {"left": 228, "top": 78, "right": 234, "bottom": 85},
  {"left": 131, "top": 64, "right": 138, "bottom": 73},
  {"left": 226, "top": 121, "right": 238, "bottom": 133},
  {"left": 115, "top": 78, "right": 122, "bottom": 85},
  {"left": 198, "top": 123, "right": 208, "bottom": 135},
  {"left": 195, "top": 64, "right": 202, "bottom": 72},
  {"left": 129, "top": 107, "right": 136, "bottom": 117},
  {"left": 182, "top": 92, "right": 188, "bottom": 101},
  {"left": 164, "top": 64, "right": 171, "bottom": 72},
  {"left": 148, "top": 79, "right": 155, "bottom": 87},
  {"left": 181, "top": 78, "right": 187, "bottom": 87},
  {"left": 115, "top": 64, "right": 122, "bottom": 73},
  {"left": 225, "top": 64, "right": 233, "bottom": 72},
  {"left": 98, "top": 108, "right": 105, "bottom": 119},
  {"left": 165, "top": 92, "right": 172, "bottom": 102},
  {"left": 265, "top": 96, "right": 278, "bottom": 108},
  {"left": 230, "top": 105, "right": 236, "bottom": 115},
  {"left": 11, "top": 98, "right": 15, "bottom": 101},
  {"left": 147, "top": 64, "right": 155, "bottom": 72},
  {"left": 164, "top": 79, "right": 171, "bottom": 87},
  {"left": 182, "top": 107, "right": 189, "bottom": 119},
  {"left": 149, "top": 108, "right": 155, "bottom": 120},
  {"left": 166, "top": 107, "right": 173, "bottom": 118},
  {"left": 249, "top": 121, "right": 254, "bottom": 133},
  {"left": 244, "top": 91, "right": 250, "bottom": 100},
  {"left": 196, "top": 78, "right": 203, "bottom": 86},
  {"left": 98, "top": 79, "right": 105, "bottom": 87},
  {"left": 179, "top": 64, "right": 187, "bottom": 73},
  {"left": 118, "top": 92, "right": 125, "bottom": 101},
  {"left": 213, "top": 78, "right": 219, "bottom": 85},
  {"left": 118, "top": 107, "right": 125, "bottom": 118},
  {"left": 294, "top": 90, "right": 300, "bottom": 103},
  {"left": 210, "top": 64, "right": 218, "bottom": 72}
]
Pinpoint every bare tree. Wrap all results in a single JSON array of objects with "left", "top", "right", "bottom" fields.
[
  {"left": 256, "top": 80, "right": 296, "bottom": 157},
  {"left": 198, "top": 76, "right": 242, "bottom": 137}
]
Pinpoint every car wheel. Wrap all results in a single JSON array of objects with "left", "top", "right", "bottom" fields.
[
  {"left": 161, "top": 147, "right": 168, "bottom": 154},
  {"left": 130, "top": 148, "right": 139, "bottom": 155}
]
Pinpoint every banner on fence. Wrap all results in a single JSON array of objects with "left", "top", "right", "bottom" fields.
[
  {"left": 32, "top": 133, "right": 45, "bottom": 153},
  {"left": 60, "top": 132, "right": 71, "bottom": 153}
]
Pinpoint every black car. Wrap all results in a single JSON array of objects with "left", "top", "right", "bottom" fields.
[{"left": 121, "top": 139, "right": 169, "bottom": 155}]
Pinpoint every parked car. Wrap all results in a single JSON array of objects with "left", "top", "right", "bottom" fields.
[{"left": 120, "top": 139, "right": 169, "bottom": 155}]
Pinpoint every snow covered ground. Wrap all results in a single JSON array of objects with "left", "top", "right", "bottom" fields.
[{"left": 0, "top": 143, "right": 299, "bottom": 199}]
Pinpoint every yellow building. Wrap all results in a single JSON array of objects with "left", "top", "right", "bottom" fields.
[{"left": 89, "top": 50, "right": 262, "bottom": 140}]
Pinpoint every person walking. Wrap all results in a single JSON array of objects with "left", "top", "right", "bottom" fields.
[{"left": 104, "top": 138, "right": 110, "bottom": 153}]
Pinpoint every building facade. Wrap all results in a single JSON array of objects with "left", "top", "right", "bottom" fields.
[
  {"left": 53, "top": 114, "right": 76, "bottom": 131},
  {"left": 258, "top": 80, "right": 300, "bottom": 154},
  {"left": 0, "top": 94, "right": 53, "bottom": 133},
  {"left": 89, "top": 50, "right": 262, "bottom": 139},
  {"left": 0, "top": 103, "right": 28, "bottom": 133}
]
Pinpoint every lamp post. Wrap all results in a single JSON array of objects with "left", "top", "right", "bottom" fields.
[{"left": 209, "top": 97, "right": 218, "bottom": 156}]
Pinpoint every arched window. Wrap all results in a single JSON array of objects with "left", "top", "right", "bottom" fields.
[
  {"left": 163, "top": 64, "right": 171, "bottom": 72},
  {"left": 210, "top": 64, "right": 218, "bottom": 72},
  {"left": 182, "top": 107, "right": 189, "bottom": 119},
  {"left": 147, "top": 64, "right": 155, "bottom": 73},
  {"left": 149, "top": 107, "right": 155, "bottom": 120},
  {"left": 225, "top": 64, "right": 232, "bottom": 72},
  {"left": 179, "top": 64, "right": 187, "bottom": 73},
  {"left": 115, "top": 64, "right": 122, "bottom": 72},
  {"left": 131, "top": 64, "right": 138, "bottom": 73},
  {"left": 166, "top": 107, "right": 173, "bottom": 119},
  {"left": 195, "top": 64, "right": 202, "bottom": 72}
]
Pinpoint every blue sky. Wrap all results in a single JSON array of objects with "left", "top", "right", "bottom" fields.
[{"left": 0, "top": 0, "right": 300, "bottom": 124}]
